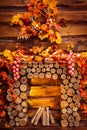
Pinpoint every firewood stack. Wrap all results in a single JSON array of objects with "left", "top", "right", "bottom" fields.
[
  {"left": 31, "top": 106, "right": 56, "bottom": 126},
  {"left": 60, "top": 68, "right": 82, "bottom": 127},
  {"left": 6, "top": 63, "right": 29, "bottom": 127},
  {"left": 6, "top": 62, "right": 81, "bottom": 127}
]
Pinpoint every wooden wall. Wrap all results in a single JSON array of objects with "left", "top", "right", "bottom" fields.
[{"left": 0, "top": 0, "right": 87, "bottom": 52}]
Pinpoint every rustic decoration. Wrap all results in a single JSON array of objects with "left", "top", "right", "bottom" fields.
[
  {"left": 0, "top": 0, "right": 87, "bottom": 127},
  {"left": 5, "top": 61, "right": 81, "bottom": 127},
  {"left": 31, "top": 106, "right": 56, "bottom": 126}
]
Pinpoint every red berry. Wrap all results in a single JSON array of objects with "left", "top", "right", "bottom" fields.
[
  {"left": 71, "top": 63, "right": 75, "bottom": 67},
  {"left": 68, "top": 65, "right": 72, "bottom": 69},
  {"left": 14, "top": 61, "right": 17, "bottom": 64},
  {"left": 16, "top": 64, "right": 20, "bottom": 68},
  {"left": 14, "top": 77, "right": 17, "bottom": 81},
  {"left": 13, "top": 66, "right": 16, "bottom": 69},
  {"left": 71, "top": 67, "right": 74, "bottom": 71},
  {"left": 71, "top": 72, "right": 74, "bottom": 76},
  {"left": 17, "top": 75, "right": 20, "bottom": 79},
  {"left": 16, "top": 72, "right": 19, "bottom": 76},
  {"left": 68, "top": 60, "right": 72, "bottom": 64},
  {"left": 13, "top": 70, "right": 16, "bottom": 73},
  {"left": 69, "top": 70, "right": 72, "bottom": 74},
  {"left": 16, "top": 68, "right": 19, "bottom": 71}
]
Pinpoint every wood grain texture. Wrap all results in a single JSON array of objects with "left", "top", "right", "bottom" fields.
[
  {"left": 28, "top": 97, "right": 60, "bottom": 109},
  {"left": 0, "top": 11, "right": 87, "bottom": 23},
  {"left": 0, "top": 24, "right": 87, "bottom": 38},
  {"left": 29, "top": 86, "right": 60, "bottom": 97},
  {"left": 0, "top": 36, "right": 87, "bottom": 52},
  {"left": 30, "top": 78, "right": 60, "bottom": 86},
  {"left": 3, "top": 125, "right": 87, "bottom": 130},
  {"left": 0, "top": 0, "right": 87, "bottom": 52},
  {"left": 0, "top": 0, "right": 87, "bottom": 7}
]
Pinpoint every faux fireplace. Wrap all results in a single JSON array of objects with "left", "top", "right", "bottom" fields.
[{"left": 6, "top": 62, "right": 81, "bottom": 128}]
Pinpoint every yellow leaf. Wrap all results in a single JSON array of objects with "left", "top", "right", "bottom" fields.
[
  {"left": 48, "top": 29, "right": 54, "bottom": 35},
  {"left": 43, "top": 0, "right": 58, "bottom": 7},
  {"left": 43, "top": 0, "right": 49, "bottom": 6},
  {"left": 44, "top": 0, "right": 58, "bottom": 17},
  {"left": 49, "top": 34, "right": 56, "bottom": 43},
  {"left": 38, "top": 32, "right": 48, "bottom": 40},
  {"left": 43, "top": 0, "right": 58, "bottom": 16},
  {"left": 11, "top": 13, "right": 22, "bottom": 25},
  {"left": 3, "top": 50, "right": 13, "bottom": 61},
  {"left": 3, "top": 50, "right": 11, "bottom": 57},
  {"left": 81, "top": 52, "right": 87, "bottom": 58},
  {"left": 40, "top": 24, "right": 48, "bottom": 31},
  {"left": 55, "top": 32, "right": 62, "bottom": 44}
]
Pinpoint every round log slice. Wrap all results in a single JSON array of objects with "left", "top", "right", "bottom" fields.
[
  {"left": 45, "top": 72, "right": 51, "bottom": 78},
  {"left": 6, "top": 94, "right": 12, "bottom": 102},
  {"left": 21, "top": 76, "right": 28, "bottom": 84},
  {"left": 52, "top": 74, "right": 58, "bottom": 80},
  {"left": 61, "top": 113, "right": 69, "bottom": 120},
  {"left": 20, "top": 69, "right": 26, "bottom": 76},
  {"left": 16, "top": 105, "right": 23, "bottom": 112},
  {"left": 61, "top": 101, "right": 68, "bottom": 108},
  {"left": 13, "top": 81, "right": 20, "bottom": 88},
  {"left": 15, "top": 97, "right": 22, "bottom": 104},
  {"left": 20, "top": 118, "right": 28, "bottom": 126},
  {"left": 61, "top": 120, "right": 68, "bottom": 127},
  {"left": 20, "top": 84, "right": 27, "bottom": 92},
  {"left": 57, "top": 68, "right": 62, "bottom": 74},
  {"left": 33, "top": 73, "right": 39, "bottom": 78},
  {"left": 21, "top": 101, "right": 27, "bottom": 107},
  {"left": 27, "top": 73, "right": 34, "bottom": 79},
  {"left": 12, "top": 110, "right": 18, "bottom": 116},
  {"left": 20, "top": 92, "right": 27, "bottom": 100},
  {"left": 39, "top": 73, "right": 45, "bottom": 79},
  {"left": 67, "top": 88, "right": 75, "bottom": 97},
  {"left": 18, "top": 112, "right": 25, "bottom": 118},
  {"left": 13, "top": 88, "right": 20, "bottom": 96}
]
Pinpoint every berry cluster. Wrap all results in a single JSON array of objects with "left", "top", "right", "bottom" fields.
[
  {"left": 12, "top": 56, "right": 21, "bottom": 81},
  {"left": 66, "top": 53, "right": 77, "bottom": 76}
]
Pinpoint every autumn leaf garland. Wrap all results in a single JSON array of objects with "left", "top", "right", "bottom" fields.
[{"left": 11, "top": 0, "right": 62, "bottom": 44}]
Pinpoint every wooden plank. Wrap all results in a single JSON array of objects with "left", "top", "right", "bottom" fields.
[
  {"left": 0, "top": 40, "right": 21, "bottom": 52},
  {"left": 0, "top": 0, "right": 26, "bottom": 6},
  {"left": 7, "top": 126, "right": 87, "bottom": 130},
  {"left": 60, "top": 24, "right": 87, "bottom": 36},
  {"left": 57, "top": 11, "right": 87, "bottom": 22},
  {"left": 0, "top": 24, "right": 87, "bottom": 38},
  {"left": 60, "top": 40, "right": 87, "bottom": 52},
  {"left": 30, "top": 78, "right": 60, "bottom": 86},
  {"left": 28, "top": 97, "right": 61, "bottom": 109},
  {"left": 29, "top": 86, "right": 60, "bottom": 97},
  {"left": 0, "top": 36, "right": 87, "bottom": 52},
  {"left": 0, "top": 11, "right": 87, "bottom": 23},
  {"left": 0, "top": 0, "right": 87, "bottom": 7},
  {"left": 0, "top": 42, "right": 18, "bottom": 51},
  {"left": 0, "top": 12, "right": 21, "bottom": 23}
]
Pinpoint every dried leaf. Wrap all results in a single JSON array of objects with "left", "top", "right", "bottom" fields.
[
  {"left": 38, "top": 32, "right": 48, "bottom": 40},
  {"left": 55, "top": 32, "right": 62, "bottom": 44}
]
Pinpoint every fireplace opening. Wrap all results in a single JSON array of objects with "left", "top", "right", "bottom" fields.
[
  {"left": 7, "top": 62, "right": 81, "bottom": 127},
  {"left": 28, "top": 77, "right": 61, "bottom": 125}
]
